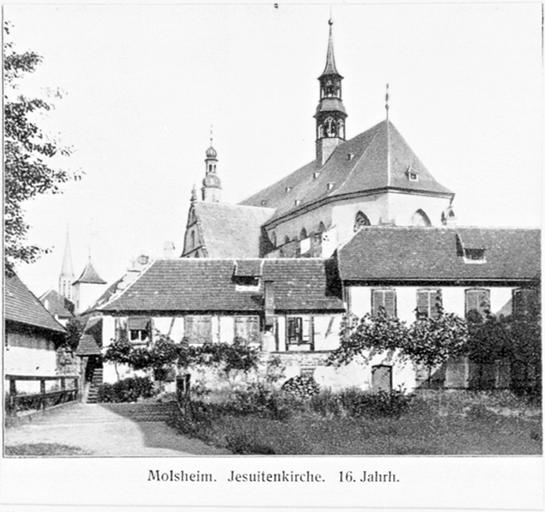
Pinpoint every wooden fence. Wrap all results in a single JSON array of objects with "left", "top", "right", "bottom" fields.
[{"left": 5, "top": 374, "right": 79, "bottom": 415}]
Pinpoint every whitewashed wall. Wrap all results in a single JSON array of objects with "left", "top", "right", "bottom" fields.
[
  {"left": 347, "top": 285, "right": 514, "bottom": 322},
  {"left": 73, "top": 282, "right": 108, "bottom": 315},
  {"left": 5, "top": 330, "right": 58, "bottom": 385}
]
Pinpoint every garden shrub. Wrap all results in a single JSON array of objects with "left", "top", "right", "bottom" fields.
[
  {"left": 309, "top": 389, "right": 343, "bottom": 417},
  {"left": 225, "top": 433, "right": 276, "bottom": 454},
  {"left": 281, "top": 375, "right": 320, "bottom": 399},
  {"left": 338, "top": 388, "right": 413, "bottom": 418},
  {"left": 97, "top": 376, "right": 155, "bottom": 403}
]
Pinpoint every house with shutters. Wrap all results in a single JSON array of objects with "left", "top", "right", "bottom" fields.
[
  {"left": 337, "top": 226, "right": 541, "bottom": 389},
  {"left": 88, "top": 224, "right": 539, "bottom": 393}
]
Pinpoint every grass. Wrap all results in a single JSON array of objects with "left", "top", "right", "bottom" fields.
[
  {"left": 5, "top": 443, "right": 89, "bottom": 456},
  {"left": 172, "top": 390, "right": 542, "bottom": 455}
]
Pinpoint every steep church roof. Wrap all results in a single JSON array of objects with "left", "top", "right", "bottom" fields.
[
  {"left": 5, "top": 273, "right": 66, "bottom": 334},
  {"left": 240, "top": 120, "right": 453, "bottom": 224},
  {"left": 192, "top": 202, "right": 274, "bottom": 258},
  {"left": 73, "top": 260, "right": 106, "bottom": 285}
]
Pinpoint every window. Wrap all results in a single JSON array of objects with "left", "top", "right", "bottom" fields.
[
  {"left": 371, "top": 289, "right": 397, "bottom": 317},
  {"left": 318, "top": 222, "right": 327, "bottom": 233},
  {"left": 411, "top": 209, "right": 431, "bottom": 227},
  {"left": 300, "top": 228, "right": 308, "bottom": 240},
  {"left": 416, "top": 289, "right": 442, "bottom": 319},
  {"left": 270, "top": 231, "right": 277, "bottom": 247},
  {"left": 184, "top": 316, "right": 212, "bottom": 344},
  {"left": 372, "top": 365, "right": 393, "bottom": 392},
  {"left": 284, "top": 235, "right": 290, "bottom": 245},
  {"left": 190, "top": 230, "right": 195, "bottom": 249},
  {"left": 512, "top": 288, "right": 539, "bottom": 319},
  {"left": 464, "top": 288, "right": 490, "bottom": 320},
  {"left": 127, "top": 317, "right": 150, "bottom": 343},
  {"left": 286, "top": 316, "right": 312, "bottom": 346},
  {"left": 464, "top": 248, "right": 486, "bottom": 263},
  {"left": 234, "top": 316, "right": 260, "bottom": 344},
  {"left": 353, "top": 211, "right": 371, "bottom": 232}
]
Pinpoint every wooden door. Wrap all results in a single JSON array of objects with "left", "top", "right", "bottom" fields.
[{"left": 371, "top": 365, "right": 392, "bottom": 392}]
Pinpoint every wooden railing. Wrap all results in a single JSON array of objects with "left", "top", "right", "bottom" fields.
[{"left": 5, "top": 374, "right": 79, "bottom": 415}]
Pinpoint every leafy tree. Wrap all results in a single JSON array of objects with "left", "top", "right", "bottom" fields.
[
  {"left": 64, "top": 317, "right": 85, "bottom": 351},
  {"left": 405, "top": 309, "right": 469, "bottom": 387},
  {"left": 4, "top": 21, "right": 78, "bottom": 274},
  {"left": 327, "top": 309, "right": 410, "bottom": 367},
  {"left": 103, "top": 331, "right": 132, "bottom": 380}
]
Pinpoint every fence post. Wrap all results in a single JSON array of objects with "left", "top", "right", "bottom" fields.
[
  {"left": 40, "top": 379, "right": 46, "bottom": 410},
  {"left": 8, "top": 378, "right": 17, "bottom": 414}
]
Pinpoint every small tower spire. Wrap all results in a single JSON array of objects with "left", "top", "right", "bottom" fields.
[
  {"left": 190, "top": 183, "right": 197, "bottom": 203},
  {"left": 58, "top": 226, "right": 74, "bottom": 301},
  {"left": 315, "top": 18, "right": 347, "bottom": 166},
  {"left": 201, "top": 133, "right": 222, "bottom": 202}
]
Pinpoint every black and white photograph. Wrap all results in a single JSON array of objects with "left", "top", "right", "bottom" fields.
[{"left": 1, "top": 1, "right": 543, "bottom": 510}]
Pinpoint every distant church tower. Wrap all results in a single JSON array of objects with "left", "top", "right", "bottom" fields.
[
  {"left": 201, "top": 135, "right": 222, "bottom": 202},
  {"left": 315, "top": 19, "right": 347, "bottom": 166},
  {"left": 72, "top": 254, "right": 107, "bottom": 314},
  {"left": 58, "top": 228, "right": 74, "bottom": 301}
]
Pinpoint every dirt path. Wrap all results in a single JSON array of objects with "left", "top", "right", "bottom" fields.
[{"left": 5, "top": 402, "right": 229, "bottom": 456}]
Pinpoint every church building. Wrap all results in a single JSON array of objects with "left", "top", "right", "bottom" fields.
[{"left": 182, "top": 20, "right": 456, "bottom": 259}]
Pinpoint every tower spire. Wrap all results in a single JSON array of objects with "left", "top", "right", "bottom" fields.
[
  {"left": 315, "top": 18, "right": 347, "bottom": 166},
  {"left": 59, "top": 226, "right": 74, "bottom": 301},
  {"left": 321, "top": 17, "right": 339, "bottom": 77},
  {"left": 201, "top": 133, "right": 222, "bottom": 202}
]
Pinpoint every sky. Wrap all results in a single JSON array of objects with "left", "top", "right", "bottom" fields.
[{"left": 5, "top": 2, "right": 543, "bottom": 297}]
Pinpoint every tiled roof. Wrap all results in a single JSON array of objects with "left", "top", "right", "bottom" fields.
[
  {"left": 5, "top": 274, "right": 66, "bottom": 334},
  {"left": 39, "top": 289, "right": 75, "bottom": 318},
  {"left": 240, "top": 120, "right": 452, "bottom": 224},
  {"left": 76, "top": 334, "right": 101, "bottom": 356},
  {"left": 193, "top": 202, "right": 274, "bottom": 258},
  {"left": 338, "top": 227, "right": 541, "bottom": 282},
  {"left": 99, "top": 259, "right": 344, "bottom": 313},
  {"left": 73, "top": 260, "right": 106, "bottom": 285}
]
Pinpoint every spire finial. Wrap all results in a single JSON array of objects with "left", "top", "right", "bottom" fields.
[
  {"left": 385, "top": 83, "right": 390, "bottom": 120},
  {"left": 209, "top": 124, "right": 214, "bottom": 146}
]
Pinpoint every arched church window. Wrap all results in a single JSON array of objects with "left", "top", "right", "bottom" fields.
[
  {"left": 318, "top": 222, "right": 327, "bottom": 233},
  {"left": 300, "top": 228, "right": 308, "bottom": 240},
  {"left": 411, "top": 209, "right": 432, "bottom": 227},
  {"left": 190, "top": 230, "right": 196, "bottom": 248},
  {"left": 284, "top": 235, "right": 290, "bottom": 245},
  {"left": 270, "top": 231, "right": 277, "bottom": 247},
  {"left": 354, "top": 211, "right": 371, "bottom": 232}
]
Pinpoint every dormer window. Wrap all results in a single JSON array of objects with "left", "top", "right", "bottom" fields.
[
  {"left": 456, "top": 232, "right": 487, "bottom": 264},
  {"left": 233, "top": 261, "right": 262, "bottom": 291},
  {"left": 327, "top": 182, "right": 335, "bottom": 191},
  {"left": 294, "top": 199, "right": 301, "bottom": 206},
  {"left": 261, "top": 199, "right": 268, "bottom": 206},
  {"left": 313, "top": 171, "right": 320, "bottom": 180},
  {"left": 285, "top": 186, "right": 292, "bottom": 193},
  {"left": 347, "top": 153, "right": 354, "bottom": 161},
  {"left": 464, "top": 248, "right": 486, "bottom": 263},
  {"left": 406, "top": 165, "right": 418, "bottom": 181}
]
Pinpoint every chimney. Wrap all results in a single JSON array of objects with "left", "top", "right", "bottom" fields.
[
  {"left": 264, "top": 280, "right": 275, "bottom": 327},
  {"left": 163, "top": 241, "right": 176, "bottom": 259}
]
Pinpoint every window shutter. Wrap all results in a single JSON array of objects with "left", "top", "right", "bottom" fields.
[
  {"left": 371, "top": 290, "right": 385, "bottom": 316},
  {"left": 465, "top": 289, "right": 490, "bottom": 318},
  {"left": 513, "top": 288, "right": 538, "bottom": 318},
  {"left": 431, "top": 289, "right": 442, "bottom": 319},
  {"left": 302, "top": 316, "right": 312, "bottom": 342},
  {"left": 416, "top": 290, "right": 430, "bottom": 318},
  {"left": 185, "top": 316, "right": 195, "bottom": 341},
  {"left": 383, "top": 290, "right": 396, "bottom": 317}
]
